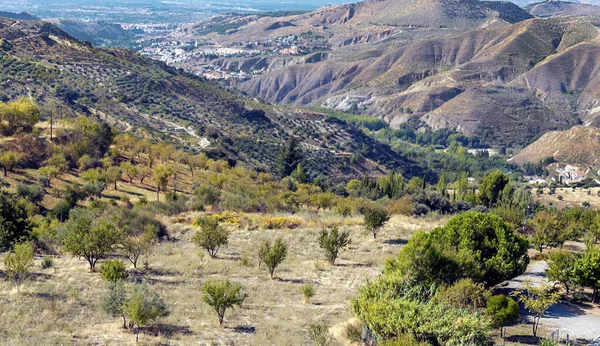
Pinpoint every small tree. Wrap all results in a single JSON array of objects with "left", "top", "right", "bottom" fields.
[
  {"left": 123, "top": 282, "right": 170, "bottom": 343},
  {"left": 122, "top": 225, "right": 156, "bottom": 269},
  {"left": 105, "top": 166, "right": 123, "bottom": 190},
  {"left": 486, "top": 294, "right": 519, "bottom": 338},
  {"left": 99, "top": 259, "right": 129, "bottom": 283},
  {"left": 308, "top": 323, "right": 332, "bottom": 346},
  {"left": 258, "top": 238, "right": 288, "bottom": 279},
  {"left": 153, "top": 165, "right": 173, "bottom": 201},
  {"left": 364, "top": 207, "right": 390, "bottom": 239},
  {"left": 511, "top": 281, "right": 560, "bottom": 337},
  {"left": 38, "top": 165, "right": 60, "bottom": 187},
  {"left": 120, "top": 161, "right": 138, "bottom": 184},
  {"left": 4, "top": 241, "right": 34, "bottom": 292},
  {"left": 63, "top": 215, "right": 120, "bottom": 271},
  {"left": 546, "top": 250, "right": 575, "bottom": 294},
  {"left": 318, "top": 226, "right": 351, "bottom": 264},
  {"left": 101, "top": 280, "right": 128, "bottom": 329},
  {"left": 202, "top": 280, "right": 245, "bottom": 327},
  {"left": 192, "top": 217, "right": 228, "bottom": 258},
  {"left": 572, "top": 243, "right": 600, "bottom": 303},
  {"left": 0, "top": 151, "right": 22, "bottom": 177}
]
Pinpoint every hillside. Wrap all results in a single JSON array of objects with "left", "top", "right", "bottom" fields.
[
  {"left": 0, "top": 18, "right": 427, "bottom": 180},
  {"left": 235, "top": 16, "right": 596, "bottom": 145},
  {"left": 511, "top": 125, "right": 600, "bottom": 166},
  {"left": 525, "top": 0, "right": 600, "bottom": 17},
  {"left": 0, "top": 11, "right": 38, "bottom": 21},
  {"left": 45, "top": 19, "right": 138, "bottom": 48}
]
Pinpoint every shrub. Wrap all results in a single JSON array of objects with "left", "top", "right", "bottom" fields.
[
  {"left": 363, "top": 207, "right": 390, "bottom": 239},
  {"left": 4, "top": 241, "right": 34, "bottom": 292},
  {"left": 123, "top": 282, "right": 170, "bottom": 342},
  {"left": 308, "top": 323, "right": 331, "bottom": 346},
  {"left": 99, "top": 259, "right": 129, "bottom": 283},
  {"left": 41, "top": 255, "right": 53, "bottom": 269},
  {"left": 386, "top": 195, "right": 413, "bottom": 216},
  {"left": 192, "top": 217, "right": 228, "bottom": 258},
  {"left": 344, "top": 322, "right": 362, "bottom": 343},
  {"left": 16, "top": 184, "right": 45, "bottom": 204},
  {"left": 485, "top": 294, "right": 519, "bottom": 336},
  {"left": 256, "top": 216, "right": 302, "bottom": 230},
  {"left": 318, "top": 226, "right": 351, "bottom": 264},
  {"left": 302, "top": 283, "right": 315, "bottom": 303},
  {"left": 258, "top": 238, "right": 288, "bottom": 279}
]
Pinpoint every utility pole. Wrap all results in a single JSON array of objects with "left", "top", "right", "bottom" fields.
[{"left": 49, "top": 108, "right": 53, "bottom": 140}]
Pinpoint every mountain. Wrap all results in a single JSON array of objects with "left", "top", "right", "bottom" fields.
[
  {"left": 45, "top": 19, "right": 139, "bottom": 48},
  {"left": 193, "top": 0, "right": 532, "bottom": 48},
  {"left": 0, "top": 11, "right": 39, "bottom": 21},
  {"left": 0, "top": 17, "right": 429, "bottom": 180},
  {"left": 511, "top": 126, "right": 600, "bottom": 167},
  {"left": 525, "top": 0, "right": 600, "bottom": 17},
  {"left": 230, "top": 16, "right": 600, "bottom": 146}
]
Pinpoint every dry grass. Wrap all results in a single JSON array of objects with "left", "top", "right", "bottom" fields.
[
  {"left": 536, "top": 187, "right": 600, "bottom": 209},
  {"left": 0, "top": 214, "right": 448, "bottom": 345}
]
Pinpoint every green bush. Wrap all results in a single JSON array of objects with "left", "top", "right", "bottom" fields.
[{"left": 99, "top": 259, "right": 128, "bottom": 283}]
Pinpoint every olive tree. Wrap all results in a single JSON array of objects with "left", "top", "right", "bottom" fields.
[
  {"left": 202, "top": 280, "right": 245, "bottom": 327},
  {"left": 258, "top": 238, "right": 287, "bottom": 279},
  {"left": 318, "top": 226, "right": 351, "bottom": 264},
  {"left": 101, "top": 280, "right": 128, "bottom": 329}
]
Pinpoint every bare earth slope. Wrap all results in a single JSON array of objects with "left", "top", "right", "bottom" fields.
[
  {"left": 237, "top": 16, "right": 596, "bottom": 145},
  {"left": 512, "top": 126, "right": 600, "bottom": 166},
  {"left": 526, "top": 0, "right": 600, "bottom": 17}
]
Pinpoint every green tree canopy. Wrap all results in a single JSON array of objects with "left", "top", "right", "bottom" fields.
[
  {"left": 478, "top": 170, "right": 510, "bottom": 207},
  {"left": 387, "top": 211, "right": 529, "bottom": 286},
  {"left": 202, "top": 280, "right": 245, "bottom": 326}
]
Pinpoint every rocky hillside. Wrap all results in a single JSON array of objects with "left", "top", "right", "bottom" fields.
[
  {"left": 512, "top": 126, "right": 600, "bottom": 167},
  {"left": 235, "top": 16, "right": 599, "bottom": 145},
  {"left": 45, "top": 19, "right": 138, "bottom": 48},
  {"left": 525, "top": 1, "right": 600, "bottom": 17},
  {"left": 0, "top": 18, "right": 428, "bottom": 180}
]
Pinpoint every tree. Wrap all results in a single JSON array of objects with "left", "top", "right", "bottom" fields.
[
  {"left": 258, "top": 238, "right": 288, "bottom": 279},
  {"left": 202, "top": 280, "right": 245, "bottom": 327},
  {"left": 0, "top": 193, "right": 33, "bottom": 251},
  {"left": 318, "top": 226, "right": 351, "bottom": 264},
  {"left": 99, "top": 259, "right": 129, "bottom": 283},
  {"left": 105, "top": 166, "right": 122, "bottom": 190},
  {"left": 546, "top": 250, "right": 575, "bottom": 294},
  {"left": 531, "top": 211, "right": 564, "bottom": 253},
  {"left": 478, "top": 170, "right": 510, "bottom": 208},
  {"left": 152, "top": 164, "right": 173, "bottom": 201},
  {"left": 388, "top": 212, "right": 529, "bottom": 286},
  {"left": 275, "top": 137, "right": 302, "bottom": 178},
  {"left": 0, "top": 151, "right": 22, "bottom": 176},
  {"left": 0, "top": 98, "right": 40, "bottom": 134},
  {"left": 511, "top": 281, "right": 560, "bottom": 337},
  {"left": 123, "top": 282, "right": 170, "bottom": 342},
  {"left": 101, "top": 280, "right": 128, "bottom": 329},
  {"left": 291, "top": 163, "right": 307, "bottom": 183},
  {"left": 47, "top": 152, "right": 68, "bottom": 174},
  {"left": 572, "top": 243, "right": 600, "bottom": 303},
  {"left": 122, "top": 225, "right": 156, "bottom": 269},
  {"left": 3, "top": 241, "right": 34, "bottom": 292},
  {"left": 364, "top": 207, "right": 390, "bottom": 239},
  {"left": 38, "top": 165, "right": 60, "bottom": 187},
  {"left": 192, "top": 217, "right": 228, "bottom": 258},
  {"left": 308, "top": 323, "right": 332, "bottom": 346},
  {"left": 63, "top": 213, "right": 120, "bottom": 271},
  {"left": 120, "top": 161, "right": 137, "bottom": 184},
  {"left": 486, "top": 294, "right": 519, "bottom": 338}
]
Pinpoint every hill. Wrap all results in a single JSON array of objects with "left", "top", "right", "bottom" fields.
[
  {"left": 0, "top": 18, "right": 428, "bottom": 181},
  {"left": 45, "top": 19, "right": 139, "bottom": 48},
  {"left": 0, "top": 11, "right": 38, "bottom": 21},
  {"left": 235, "top": 16, "right": 596, "bottom": 145},
  {"left": 511, "top": 125, "right": 600, "bottom": 166},
  {"left": 525, "top": 0, "right": 600, "bottom": 17}
]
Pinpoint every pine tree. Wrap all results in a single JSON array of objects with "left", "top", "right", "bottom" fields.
[{"left": 275, "top": 137, "right": 302, "bottom": 178}]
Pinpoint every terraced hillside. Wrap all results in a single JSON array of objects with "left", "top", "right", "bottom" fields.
[
  {"left": 236, "top": 16, "right": 599, "bottom": 145},
  {"left": 0, "top": 18, "right": 428, "bottom": 180}
]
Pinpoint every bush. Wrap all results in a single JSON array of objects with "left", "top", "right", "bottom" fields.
[
  {"left": 16, "top": 184, "right": 45, "bottom": 203},
  {"left": 308, "top": 323, "right": 332, "bottom": 346},
  {"left": 301, "top": 283, "right": 315, "bottom": 303},
  {"left": 41, "top": 255, "right": 53, "bottom": 269},
  {"left": 318, "top": 226, "right": 351, "bottom": 264},
  {"left": 486, "top": 294, "right": 519, "bottom": 331},
  {"left": 386, "top": 195, "right": 413, "bottom": 216},
  {"left": 344, "top": 322, "right": 362, "bottom": 343},
  {"left": 363, "top": 207, "right": 390, "bottom": 239},
  {"left": 4, "top": 241, "right": 34, "bottom": 292},
  {"left": 99, "top": 259, "right": 129, "bottom": 283},
  {"left": 413, "top": 203, "right": 431, "bottom": 216},
  {"left": 256, "top": 216, "right": 302, "bottom": 230},
  {"left": 258, "top": 238, "right": 288, "bottom": 279},
  {"left": 202, "top": 280, "right": 245, "bottom": 326}
]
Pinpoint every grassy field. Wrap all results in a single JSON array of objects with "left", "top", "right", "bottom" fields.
[{"left": 0, "top": 213, "right": 449, "bottom": 345}]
